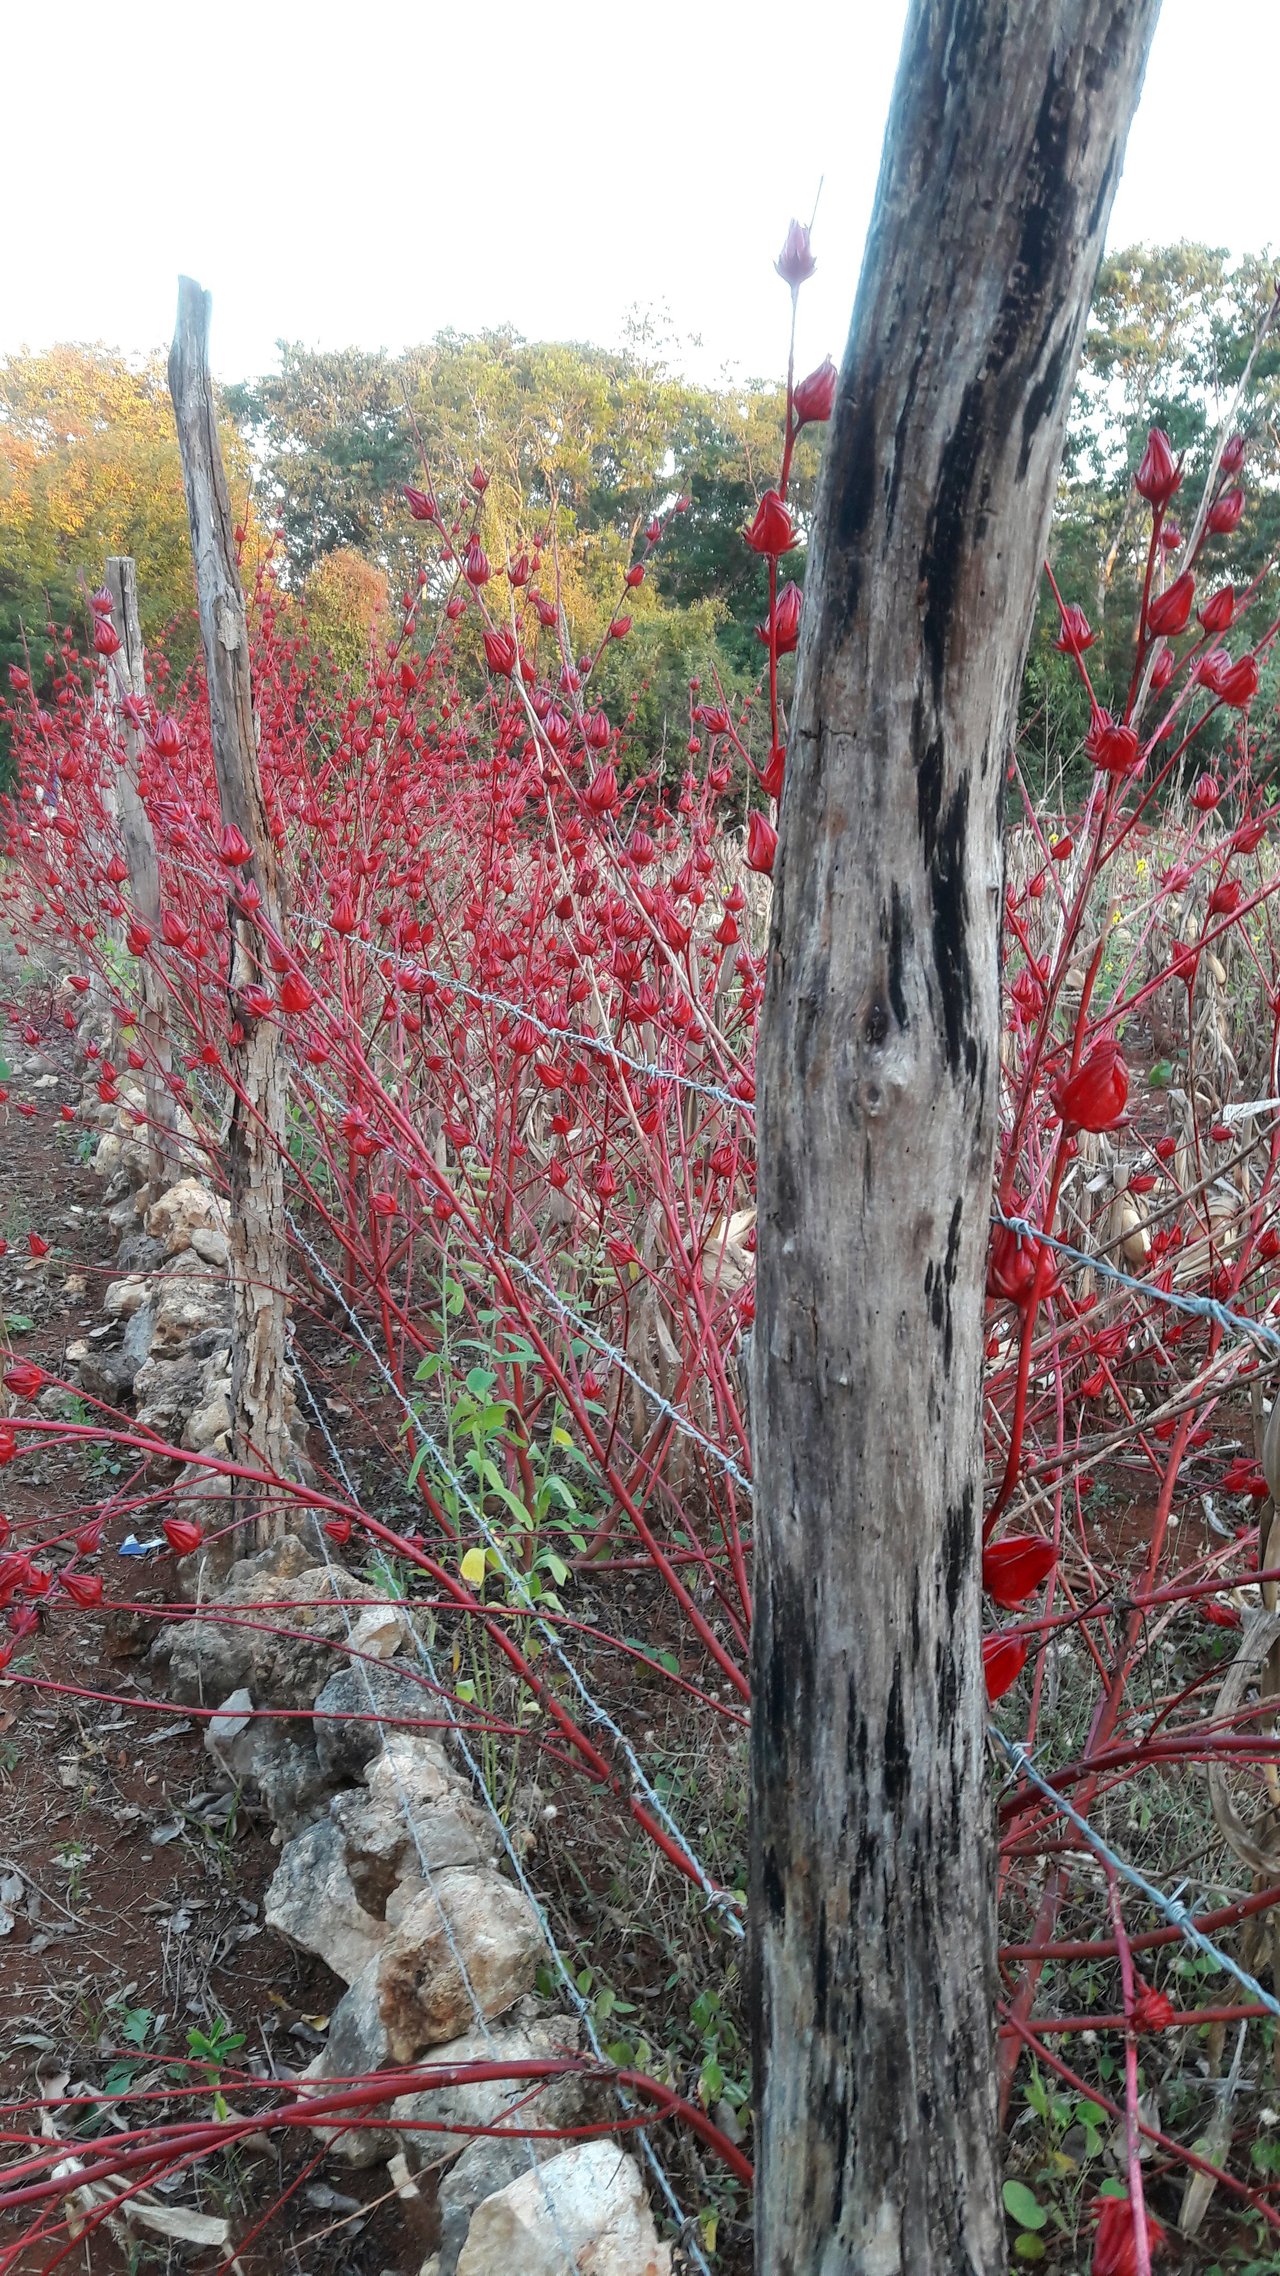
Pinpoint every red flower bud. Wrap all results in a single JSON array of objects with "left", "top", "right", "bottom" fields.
[
  {"left": 1198, "top": 583, "right": 1235, "bottom": 634},
  {"left": 163, "top": 1517, "right": 203, "bottom": 1558},
  {"left": 126, "top": 921, "right": 152, "bottom": 956},
  {"left": 761, "top": 742, "right": 787, "bottom": 800},
  {"left": 792, "top": 357, "right": 837, "bottom": 426},
  {"left": 1209, "top": 876, "right": 1244, "bottom": 917},
  {"left": 279, "top": 971, "right": 315, "bottom": 1015},
  {"left": 757, "top": 580, "right": 803, "bottom": 656},
  {"left": 3, "top": 1362, "right": 44, "bottom": 1400},
  {"left": 746, "top": 810, "right": 778, "bottom": 874},
  {"left": 1218, "top": 654, "right": 1258, "bottom": 708},
  {"left": 1207, "top": 484, "right": 1245, "bottom": 535},
  {"left": 1092, "top": 2193, "right": 1167, "bottom": 2276},
  {"left": 483, "top": 628, "right": 517, "bottom": 676},
  {"left": 1050, "top": 834, "right": 1074, "bottom": 861},
  {"left": 469, "top": 463, "right": 490, "bottom": 493},
  {"left": 583, "top": 766, "right": 619, "bottom": 817},
  {"left": 775, "top": 218, "right": 816, "bottom": 288},
  {"left": 1134, "top": 426, "right": 1181, "bottom": 508},
  {"left": 1233, "top": 815, "right": 1268, "bottom": 854},
  {"left": 1054, "top": 603, "right": 1095, "bottom": 654},
  {"left": 1150, "top": 644, "right": 1175, "bottom": 690},
  {"left": 625, "top": 563, "right": 645, "bottom": 589},
  {"left": 92, "top": 618, "right": 122, "bottom": 657},
  {"left": 744, "top": 490, "right": 798, "bottom": 558},
  {"left": 403, "top": 484, "right": 438, "bottom": 522},
  {"left": 325, "top": 1517, "right": 353, "bottom": 1546},
  {"left": 1052, "top": 1042, "right": 1129, "bottom": 1133},
  {"left": 26, "top": 1234, "right": 49, "bottom": 1259},
  {"left": 1146, "top": 571, "right": 1194, "bottom": 637},
  {"left": 1085, "top": 712, "right": 1141, "bottom": 777},
  {"left": 982, "top": 1535, "right": 1057, "bottom": 1609},
  {"left": 217, "top": 824, "right": 253, "bottom": 867},
  {"left": 1220, "top": 432, "right": 1246, "bottom": 474},
  {"left": 151, "top": 714, "right": 182, "bottom": 758},
  {"left": 8, "top": 666, "right": 30, "bottom": 692},
  {"left": 463, "top": 538, "right": 491, "bottom": 587},
  {"left": 62, "top": 1570, "right": 103, "bottom": 1609},
  {"left": 1130, "top": 1983, "right": 1176, "bottom": 2032},
  {"left": 982, "top": 1632, "right": 1027, "bottom": 1703},
  {"left": 1190, "top": 774, "right": 1221, "bottom": 812}
]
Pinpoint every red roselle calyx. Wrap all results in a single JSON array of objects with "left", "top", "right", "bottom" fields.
[
  {"left": 163, "top": 1517, "right": 203, "bottom": 1558},
  {"left": 1091, "top": 2194, "right": 1167, "bottom": 2276},
  {"left": 756, "top": 580, "right": 803, "bottom": 656},
  {"left": 1218, "top": 653, "right": 1259, "bottom": 708},
  {"left": 792, "top": 357, "right": 837, "bottom": 426},
  {"left": 3, "top": 1362, "right": 44, "bottom": 1399},
  {"left": 982, "top": 1535, "right": 1056, "bottom": 1609},
  {"left": 744, "top": 491, "right": 798, "bottom": 558},
  {"left": 1189, "top": 774, "right": 1221, "bottom": 811},
  {"left": 746, "top": 810, "right": 778, "bottom": 875},
  {"left": 1085, "top": 712, "right": 1141, "bottom": 777},
  {"left": 1145, "top": 570, "right": 1194, "bottom": 637},
  {"left": 1051, "top": 1042, "right": 1129, "bottom": 1133},
  {"left": 1206, "top": 484, "right": 1245, "bottom": 535},
  {"left": 1198, "top": 583, "right": 1235, "bottom": 634},
  {"left": 982, "top": 1633, "right": 1027, "bottom": 1703},
  {"left": 1134, "top": 425, "right": 1181, "bottom": 508},
  {"left": 1053, "top": 603, "right": 1094, "bottom": 654}
]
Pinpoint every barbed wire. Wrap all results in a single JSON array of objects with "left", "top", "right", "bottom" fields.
[
  {"left": 292, "top": 1351, "right": 717, "bottom": 2274},
  {"left": 995, "top": 1209, "right": 1280, "bottom": 1355},
  {"left": 288, "top": 1057, "right": 754, "bottom": 1498},
  {"left": 286, "top": 1210, "right": 746, "bottom": 1933},
  {"left": 991, "top": 1725, "right": 1280, "bottom": 2021}
]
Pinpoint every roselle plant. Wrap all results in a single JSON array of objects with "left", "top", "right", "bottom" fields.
[{"left": 4, "top": 224, "right": 1280, "bottom": 2266}]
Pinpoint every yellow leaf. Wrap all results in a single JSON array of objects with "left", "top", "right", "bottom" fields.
[{"left": 460, "top": 1546, "right": 487, "bottom": 1587}]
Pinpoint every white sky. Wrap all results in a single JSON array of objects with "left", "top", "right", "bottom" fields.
[{"left": 2, "top": 0, "right": 1276, "bottom": 389}]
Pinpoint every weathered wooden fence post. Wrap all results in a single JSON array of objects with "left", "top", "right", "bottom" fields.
[
  {"left": 751, "top": 4, "right": 1161, "bottom": 2269},
  {"left": 168, "top": 279, "right": 294, "bottom": 1541},
  {"left": 101, "top": 557, "right": 182, "bottom": 1186}
]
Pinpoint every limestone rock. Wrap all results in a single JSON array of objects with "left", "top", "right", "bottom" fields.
[
  {"left": 184, "top": 1387, "right": 232, "bottom": 1451},
  {"left": 150, "top": 1250, "right": 230, "bottom": 1355},
  {"left": 146, "top": 1179, "right": 231, "bottom": 1257},
  {"left": 104, "top": 1275, "right": 150, "bottom": 1320},
  {"left": 190, "top": 1224, "right": 230, "bottom": 1267},
  {"left": 133, "top": 1352, "right": 206, "bottom": 1439},
  {"left": 332, "top": 1734, "right": 486, "bottom": 1913},
  {"left": 299, "top": 1957, "right": 397, "bottom": 2165},
  {"left": 377, "top": 1869, "right": 542, "bottom": 2058},
  {"left": 313, "top": 1662, "right": 435, "bottom": 1783},
  {"left": 155, "top": 1558, "right": 375, "bottom": 1709},
  {"left": 205, "top": 1688, "right": 332, "bottom": 1837},
  {"left": 265, "top": 1817, "right": 386, "bottom": 1985},
  {"left": 455, "top": 2142, "right": 670, "bottom": 2276}
]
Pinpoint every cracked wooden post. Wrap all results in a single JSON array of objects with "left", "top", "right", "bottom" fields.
[
  {"left": 750, "top": 4, "right": 1161, "bottom": 2270},
  {"left": 168, "top": 279, "right": 294, "bottom": 1544},
  {"left": 102, "top": 558, "right": 182, "bottom": 1188}
]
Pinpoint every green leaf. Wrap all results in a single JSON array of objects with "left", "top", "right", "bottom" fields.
[
  {"left": 413, "top": 1353, "right": 441, "bottom": 1382},
  {"left": 1014, "top": 2236, "right": 1046, "bottom": 2262},
  {"left": 454, "top": 1679, "right": 476, "bottom": 1704},
  {"left": 465, "top": 1366, "right": 496, "bottom": 1398},
  {"left": 1003, "top": 2182, "right": 1047, "bottom": 2231}
]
